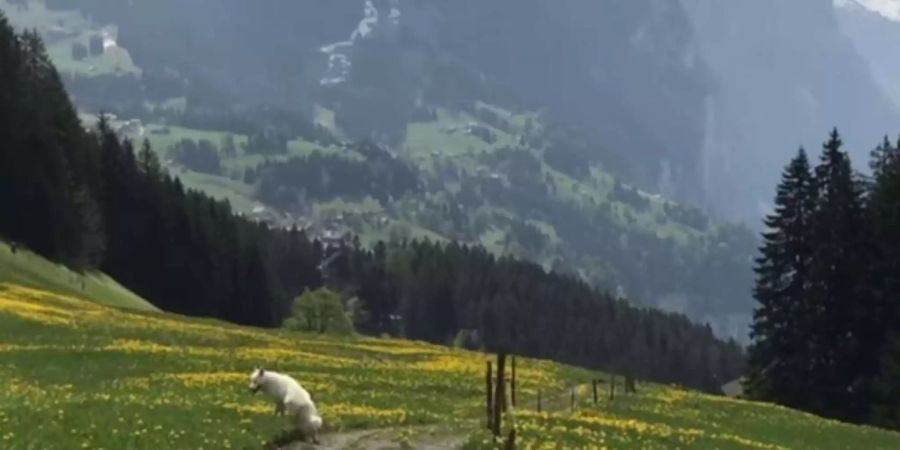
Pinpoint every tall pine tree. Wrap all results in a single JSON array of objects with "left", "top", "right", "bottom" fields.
[
  {"left": 868, "top": 136, "right": 900, "bottom": 426},
  {"left": 806, "top": 129, "right": 873, "bottom": 420},
  {"left": 746, "top": 148, "right": 816, "bottom": 408}
]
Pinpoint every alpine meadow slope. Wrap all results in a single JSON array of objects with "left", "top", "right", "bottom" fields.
[
  {"left": 0, "top": 241, "right": 156, "bottom": 312},
  {"left": 3, "top": 282, "right": 900, "bottom": 449}
]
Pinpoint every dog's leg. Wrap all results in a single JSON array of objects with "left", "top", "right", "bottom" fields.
[{"left": 298, "top": 427, "right": 310, "bottom": 444}]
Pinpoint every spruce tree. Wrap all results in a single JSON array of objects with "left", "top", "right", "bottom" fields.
[
  {"left": 872, "top": 336, "right": 900, "bottom": 428},
  {"left": 806, "top": 129, "right": 871, "bottom": 420},
  {"left": 137, "top": 138, "right": 163, "bottom": 181},
  {"left": 868, "top": 136, "right": 900, "bottom": 315},
  {"left": 868, "top": 137, "right": 900, "bottom": 426},
  {"left": 746, "top": 148, "right": 816, "bottom": 408}
]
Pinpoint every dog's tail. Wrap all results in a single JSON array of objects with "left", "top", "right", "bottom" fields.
[{"left": 310, "top": 414, "right": 323, "bottom": 430}]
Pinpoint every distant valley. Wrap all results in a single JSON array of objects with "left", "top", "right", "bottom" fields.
[{"left": 6, "top": 0, "right": 900, "bottom": 341}]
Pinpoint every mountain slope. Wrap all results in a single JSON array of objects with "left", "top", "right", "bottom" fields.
[
  {"left": 125, "top": 107, "right": 758, "bottom": 341},
  {"left": 836, "top": 0, "right": 900, "bottom": 107},
  {"left": 15, "top": 0, "right": 895, "bottom": 341},
  {"left": 0, "top": 8, "right": 749, "bottom": 396},
  {"left": 8, "top": 0, "right": 896, "bottom": 225},
  {"left": 26, "top": 0, "right": 710, "bottom": 199},
  {"left": 0, "top": 241, "right": 157, "bottom": 312},
  {"left": 681, "top": 0, "right": 900, "bottom": 222},
  {"left": 28, "top": 0, "right": 899, "bottom": 221},
  {"left": 0, "top": 0, "right": 760, "bottom": 340},
  {"left": 682, "top": 0, "right": 900, "bottom": 219},
  {"left": 4, "top": 282, "right": 900, "bottom": 449}
]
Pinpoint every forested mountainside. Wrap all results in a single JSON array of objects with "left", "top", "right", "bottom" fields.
[
  {"left": 1, "top": 0, "right": 758, "bottom": 340},
  {"left": 0, "top": 13, "right": 745, "bottom": 390},
  {"left": 4, "top": 0, "right": 898, "bottom": 341},
  {"left": 33, "top": 0, "right": 709, "bottom": 200},
  {"left": 28, "top": 0, "right": 900, "bottom": 218}
]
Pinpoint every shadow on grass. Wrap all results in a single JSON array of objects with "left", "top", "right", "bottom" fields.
[{"left": 262, "top": 428, "right": 317, "bottom": 450}]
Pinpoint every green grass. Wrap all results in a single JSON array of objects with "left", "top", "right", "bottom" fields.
[
  {"left": 401, "top": 106, "right": 701, "bottom": 246},
  {"left": 144, "top": 125, "right": 248, "bottom": 156},
  {"left": 314, "top": 105, "right": 347, "bottom": 141},
  {"left": 172, "top": 169, "right": 259, "bottom": 213},
  {"left": 2, "top": 279, "right": 900, "bottom": 449},
  {"left": 313, "top": 198, "right": 384, "bottom": 217},
  {"left": 478, "top": 227, "right": 508, "bottom": 255},
  {"left": 404, "top": 108, "right": 520, "bottom": 168},
  {"left": 468, "top": 384, "right": 900, "bottom": 449},
  {"left": 0, "top": 283, "right": 574, "bottom": 449},
  {"left": 141, "top": 124, "right": 362, "bottom": 215},
  {"left": 1, "top": 0, "right": 140, "bottom": 77},
  {"left": 0, "top": 242, "right": 156, "bottom": 313}
]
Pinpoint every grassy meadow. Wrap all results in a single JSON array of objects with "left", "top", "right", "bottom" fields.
[
  {"left": 0, "top": 242, "right": 156, "bottom": 313},
  {"left": 2, "top": 251, "right": 900, "bottom": 449},
  {"left": 0, "top": 281, "right": 578, "bottom": 449}
]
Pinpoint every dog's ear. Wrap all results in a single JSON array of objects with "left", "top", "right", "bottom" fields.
[{"left": 259, "top": 368, "right": 265, "bottom": 376}]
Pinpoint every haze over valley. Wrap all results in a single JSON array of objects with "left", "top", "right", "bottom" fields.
[{"left": 3, "top": 0, "right": 899, "bottom": 341}]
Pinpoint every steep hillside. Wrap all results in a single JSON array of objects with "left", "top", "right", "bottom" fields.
[
  {"left": 10, "top": 0, "right": 893, "bottom": 340},
  {"left": 0, "top": 242, "right": 156, "bottom": 312},
  {"left": 0, "top": 0, "right": 139, "bottom": 77},
  {"left": 21, "top": 0, "right": 708, "bottom": 199},
  {"left": 20, "top": 0, "right": 898, "bottom": 220},
  {"left": 122, "top": 107, "right": 757, "bottom": 341},
  {"left": 681, "top": 0, "right": 900, "bottom": 221},
  {"left": 3, "top": 282, "right": 900, "bottom": 449},
  {"left": 836, "top": 0, "right": 900, "bottom": 106},
  {"left": 0, "top": 7, "right": 747, "bottom": 398}
]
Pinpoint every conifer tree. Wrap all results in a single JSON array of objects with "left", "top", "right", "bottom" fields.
[
  {"left": 868, "top": 136, "right": 900, "bottom": 319},
  {"left": 137, "top": 138, "right": 163, "bottom": 181},
  {"left": 868, "top": 137, "right": 900, "bottom": 426},
  {"left": 745, "top": 148, "right": 816, "bottom": 408},
  {"left": 806, "top": 129, "right": 871, "bottom": 420}
]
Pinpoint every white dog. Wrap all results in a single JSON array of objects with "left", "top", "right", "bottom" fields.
[{"left": 249, "top": 368, "right": 323, "bottom": 444}]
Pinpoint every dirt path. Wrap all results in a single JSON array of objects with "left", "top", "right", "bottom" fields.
[{"left": 278, "top": 425, "right": 468, "bottom": 450}]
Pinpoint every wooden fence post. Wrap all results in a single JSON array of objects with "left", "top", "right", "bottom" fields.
[
  {"left": 504, "top": 427, "right": 516, "bottom": 450},
  {"left": 625, "top": 374, "right": 637, "bottom": 394},
  {"left": 492, "top": 352, "right": 507, "bottom": 438},
  {"left": 511, "top": 356, "right": 517, "bottom": 408},
  {"left": 609, "top": 375, "right": 616, "bottom": 401},
  {"left": 570, "top": 386, "right": 576, "bottom": 412},
  {"left": 486, "top": 360, "right": 493, "bottom": 429},
  {"left": 592, "top": 379, "right": 598, "bottom": 404}
]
